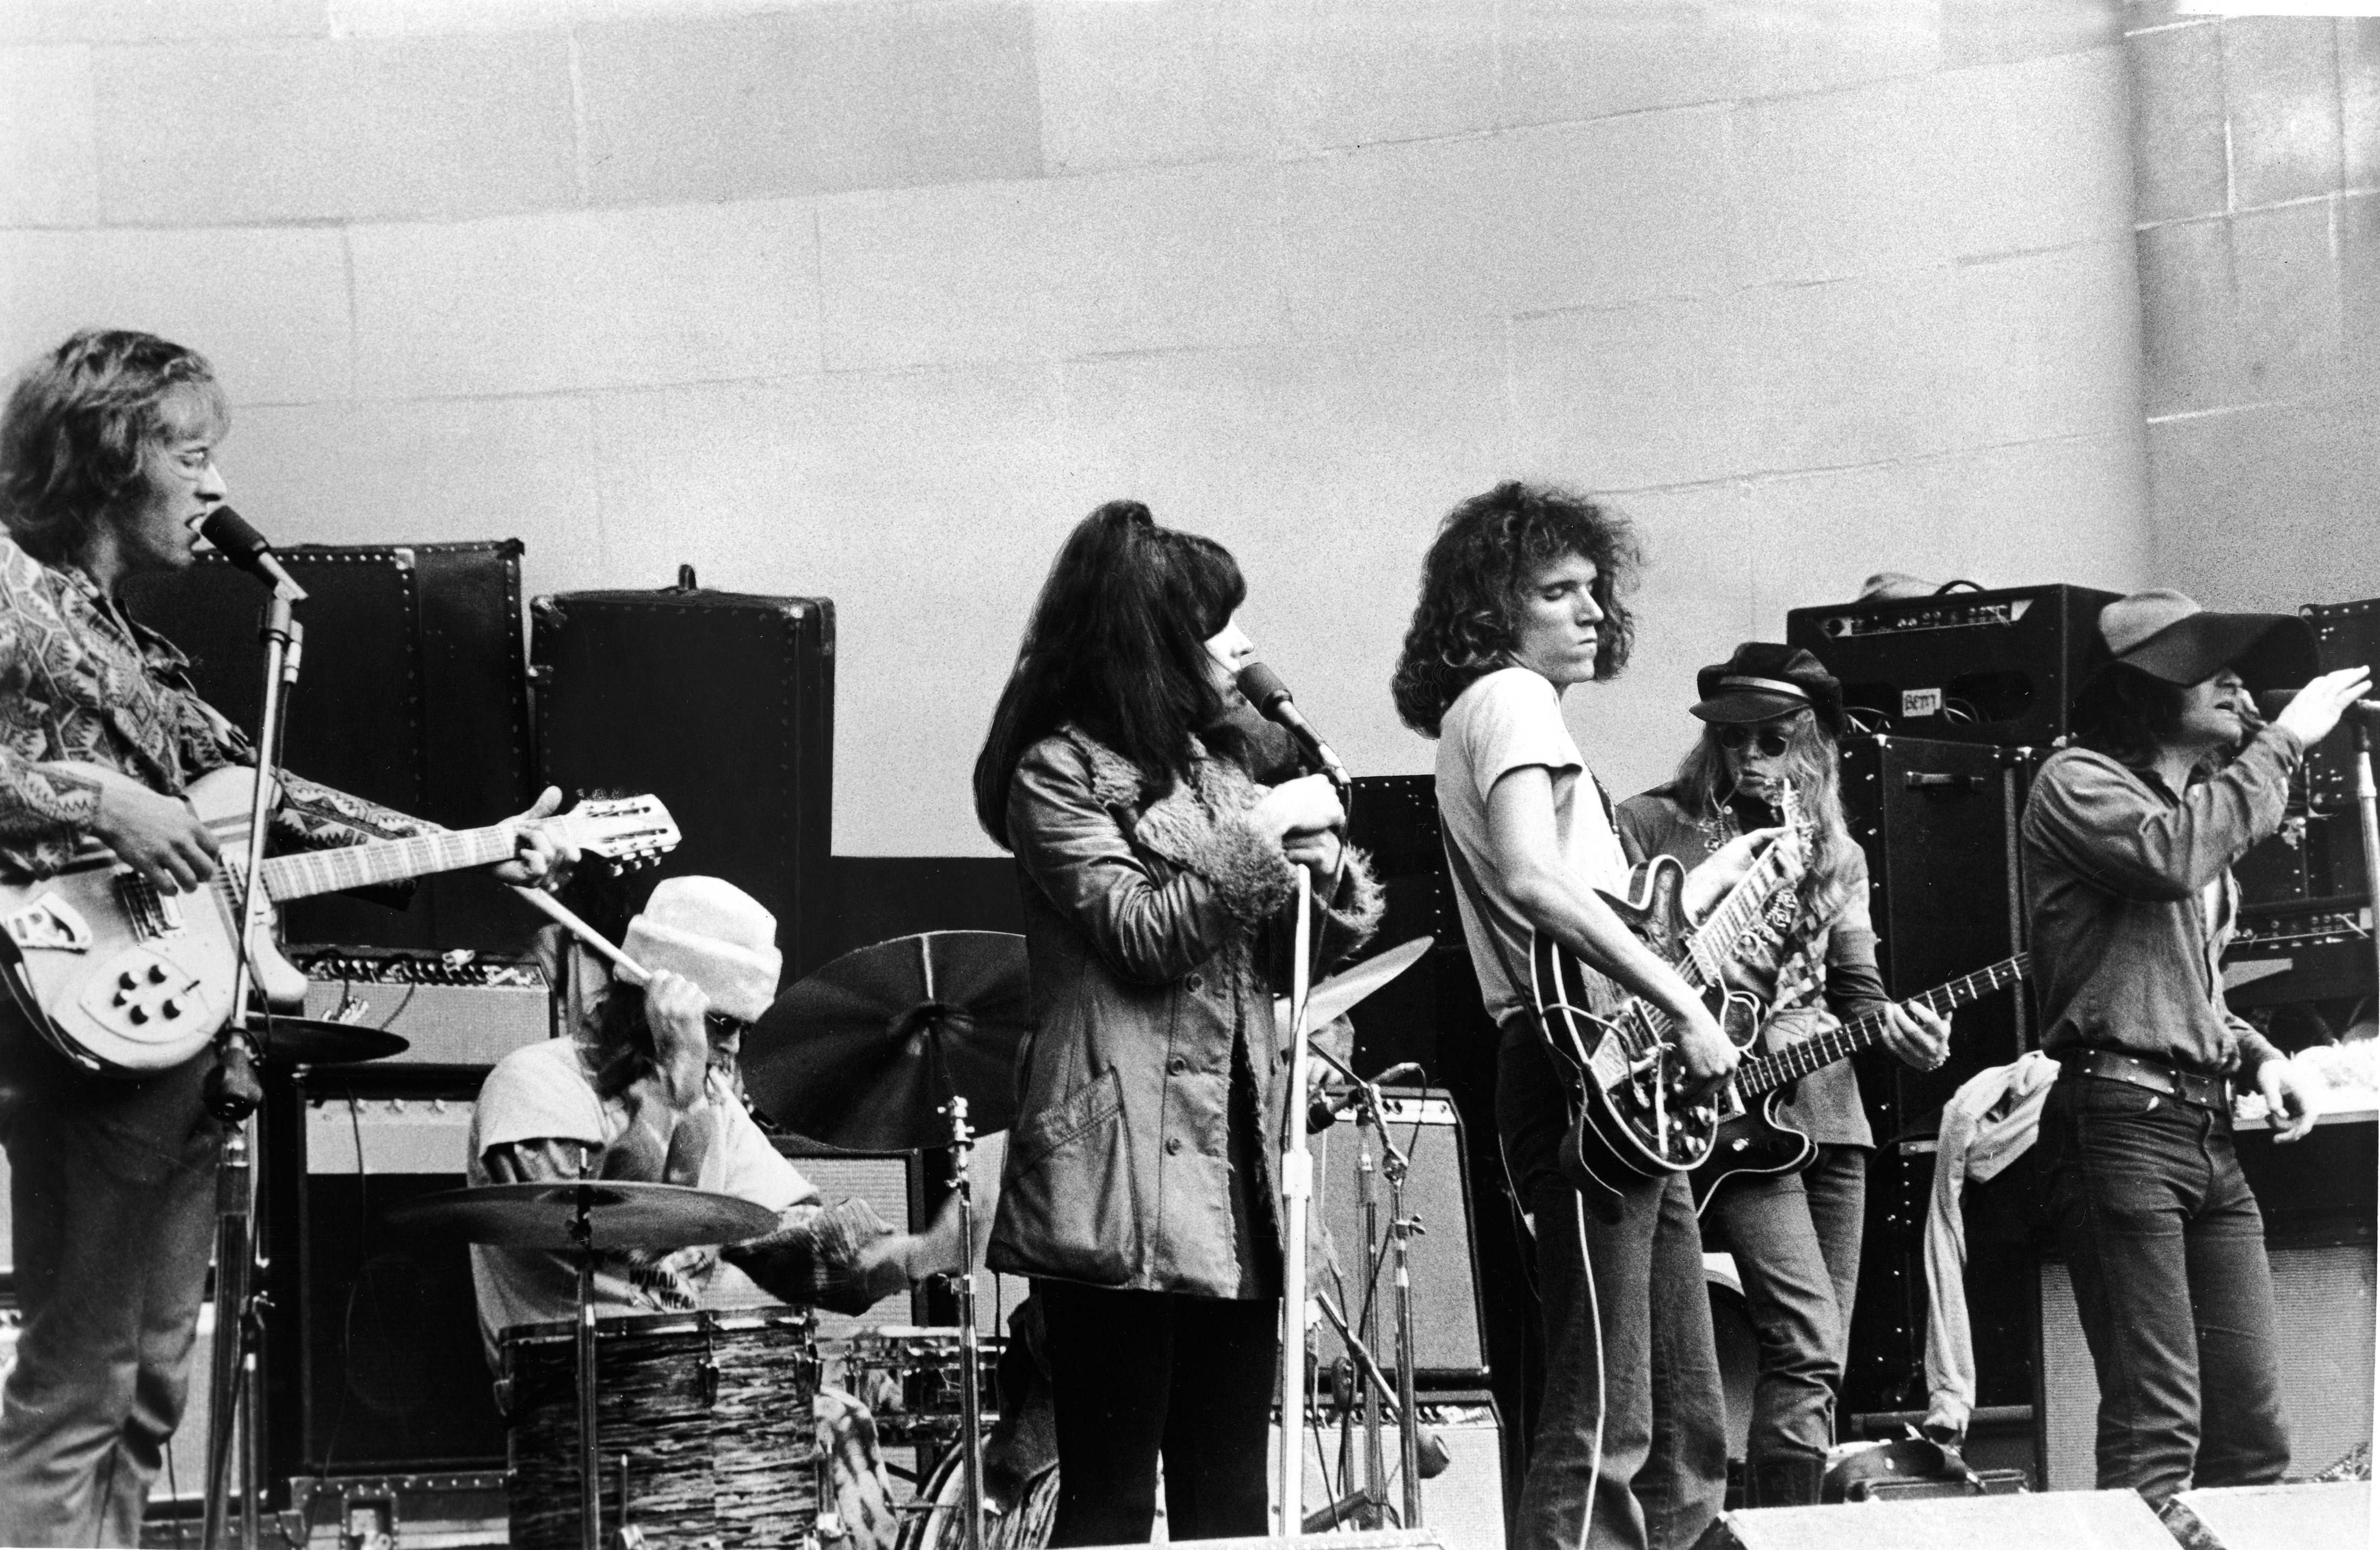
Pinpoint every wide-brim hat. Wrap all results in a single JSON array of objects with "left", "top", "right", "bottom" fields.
[
  {"left": 1692, "top": 642, "right": 1844, "bottom": 731},
  {"left": 2091, "top": 589, "right": 2317, "bottom": 691},
  {"left": 622, "top": 875, "right": 783, "bottom": 1024}
]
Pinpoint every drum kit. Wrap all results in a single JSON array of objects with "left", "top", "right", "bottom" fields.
[{"left": 379, "top": 927, "right": 1432, "bottom": 1550}]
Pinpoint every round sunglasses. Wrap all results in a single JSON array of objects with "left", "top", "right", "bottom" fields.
[{"left": 1715, "top": 724, "right": 1794, "bottom": 757}]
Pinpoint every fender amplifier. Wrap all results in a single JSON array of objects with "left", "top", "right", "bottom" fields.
[
  {"left": 292, "top": 947, "right": 553, "bottom": 1066},
  {"left": 1786, "top": 584, "right": 2120, "bottom": 747}
]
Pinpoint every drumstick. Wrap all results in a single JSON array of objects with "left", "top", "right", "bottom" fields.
[{"left": 510, "top": 885, "right": 652, "bottom": 985}]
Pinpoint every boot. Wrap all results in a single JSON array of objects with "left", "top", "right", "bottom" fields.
[{"left": 1750, "top": 1455, "right": 1825, "bottom": 1507}]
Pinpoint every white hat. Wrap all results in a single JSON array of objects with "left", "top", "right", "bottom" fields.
[{"left": 621, "top": 876, "right": 782, "bottom": 1023}]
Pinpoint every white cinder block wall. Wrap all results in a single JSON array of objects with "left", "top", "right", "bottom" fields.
[{"left": 0, "top": 0, "right": 2151, "bottom": 856}]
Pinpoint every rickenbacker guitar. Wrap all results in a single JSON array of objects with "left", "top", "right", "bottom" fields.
[
  {"left": 1690, "top": 953, "right": 2030, "bottom": 1214},
  {"left": 1528, "top": 786, "right": 1812, "bottom": 1219},
  {"left": 0, "top": 765, "right": 679, "bottom": 1076}
]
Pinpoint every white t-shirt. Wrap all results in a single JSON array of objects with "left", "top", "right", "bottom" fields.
[
  {"left": 1434, "top": 667, "right": 1630, "bottom": 1023},
  {"left": 465, "top": 1038, "right": 813, "bottom": 1359}
]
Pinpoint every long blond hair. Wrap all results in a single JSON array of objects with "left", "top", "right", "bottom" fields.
[{"left": 1667, "top": 710, "right": 1858, "bottom": 926}]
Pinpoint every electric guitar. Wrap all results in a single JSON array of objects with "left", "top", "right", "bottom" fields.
[
  {"left": 0, "top": 766, "right": 678, "bottom": 1076},
  {"left": 1528, "top": 786, "right": 1811, "bottom": 1218},
  {"left": 1690, "top": 953, "right": 2030, "bottom": 1213}
]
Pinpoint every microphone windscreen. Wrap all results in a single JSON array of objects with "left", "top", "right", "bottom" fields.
[
  {"left": 1237, "top": 659, "right": 1291, "bottom": 711},
  {"left": 196, "top": 505, "right": 271, "bottom": 560}
]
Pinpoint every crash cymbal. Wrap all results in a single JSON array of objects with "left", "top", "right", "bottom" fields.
[
  {"left": 246, "top": 1018, "right": 408, "bottom": 1066},
  {"left": 386, "top": 1180, "right": 780, "bottom": 1255},
  {"left": 744, "top": 931, "right": 1029, "bottom": 1151},
  {"left": 1274, "top": 934, "right": 1433, "bottom": 1032}
]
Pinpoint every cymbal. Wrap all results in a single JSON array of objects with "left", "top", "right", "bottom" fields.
[
  {"left": 744, "top": 931, "right": 1029, "bottom": 1151},
  {"left": 385, "top": 1180, "right": 780, "bottom": 1254},
  {"left": 245, "top": 1018, "right": 409, "bottom": 1066},
  {"left": 1274, "top": 934, "right": 1433, "bottom": 1032}
]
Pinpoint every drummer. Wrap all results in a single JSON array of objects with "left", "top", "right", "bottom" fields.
[{"left": 466, "top": 876, "right": 969, "bottom": 1361}]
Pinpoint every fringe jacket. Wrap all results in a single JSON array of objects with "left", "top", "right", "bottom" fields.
[{"left": 988, "top": 725, "right": 1382, "bottom": 1298}]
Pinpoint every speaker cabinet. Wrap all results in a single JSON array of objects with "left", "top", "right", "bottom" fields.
[
  {"left": 1313, "top": 1090, "right": 1488, "bottom": 1384},
  {"left": 261, "top": 1065, "right": 505, "bottom": 1489},
  {"left": 2037, "top": 1244, "right": 2376, "bottom": 1491},
  {"left": 2164, "top": 1481, "right": 2370, "bottom": 1549},
  {"left": 1694, "top": 1490, "right": 2172, "bottom": 1548}
]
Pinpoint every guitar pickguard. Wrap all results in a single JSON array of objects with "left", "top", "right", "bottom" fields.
[{"left": 78, "top": 946, "right": 221, "bottom": 1051}]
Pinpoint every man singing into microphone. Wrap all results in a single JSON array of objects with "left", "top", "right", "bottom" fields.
[
  {"left": 0, "top": 329, "right": 577, "bottom": 1545},
  {"left": 2025, "top": 588, "right": 2368, "bottom": 1504}
]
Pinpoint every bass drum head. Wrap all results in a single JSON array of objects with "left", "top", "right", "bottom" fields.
[{"left": 899, "top": 1453, "right": 1060, "bottom": 1550}]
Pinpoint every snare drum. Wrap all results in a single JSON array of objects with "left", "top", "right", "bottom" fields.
[
  {"left": 500, "top": 1307, "right": 819, "bottom": 1550},
  {"left": 839, "top": 1326, "right": 1002, "bottom": 1442}
]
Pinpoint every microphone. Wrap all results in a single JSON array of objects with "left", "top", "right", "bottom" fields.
[
  {"left": 1307, "top": 1060, "right": 1424, "bottom": 1131},
  {"left": 1237, "top": 661, "right": 1350, "bottom": 788},
  {"left": 189, "top": 506, "right": 307, "bottom": 601},
  {"left": 2254, "top": 689, "right": 2380, "bottom": 722}
]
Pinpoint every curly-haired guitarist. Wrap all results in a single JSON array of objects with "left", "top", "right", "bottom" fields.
[{"left": 1393, "top": 482, "right": 1761, "bottom": 1550}]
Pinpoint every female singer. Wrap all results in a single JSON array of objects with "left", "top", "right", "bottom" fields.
[
  {"left": 1613, "top": 643, "right": 1947, "bottom": 1507},
  {"left": 975, "top": 501, "right": 1380, "bottom": 1545}
]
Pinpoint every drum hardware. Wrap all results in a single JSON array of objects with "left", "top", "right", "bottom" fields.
[
  {"left": 939, "top": 1096, "right": 989, "bottom": 1550},
  {"left": 607, "top": 1455, "right": 646, "bottom": 1550},
  {"left": 385, "top": 1180, "right": 780, "bottom": 1550}
]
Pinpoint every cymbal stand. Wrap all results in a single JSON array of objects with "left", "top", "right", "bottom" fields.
[
  {"left": 1343, "top": 1074, "right": 1423, "bottom": 1527},
  {"left": 939, "top": 1097, "right": 987, "bottom": 1550},
  {"left": 574, "top": 1183, "right": 602, "bottom": 1550},
  {"left": 202, "top": 584, "right": 303, "bottom": 1550}
]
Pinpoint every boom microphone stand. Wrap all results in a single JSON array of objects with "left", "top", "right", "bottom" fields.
[
  {"left": 201, "top": 577, "right": 305, "bottom": 1550},
  {"left": 1277, "top": 872, "right": 1317, "bottom": 1534},
  {"left": 2353, "top": 721, "right": 2380, "bottom": 1546}
]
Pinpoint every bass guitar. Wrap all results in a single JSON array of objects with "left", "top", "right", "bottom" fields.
[
  {"left": 1689, "top": 953, "right": 2030, "bottom": 1213},
  {"left": 1528, "top": 786, "right": 1810, "bottom": 1218},
  {"left": 0, "top": 766, "right": 679, "bottom": 1076}
]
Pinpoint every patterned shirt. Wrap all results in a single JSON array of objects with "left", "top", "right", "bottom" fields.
[{"left": 0, "top": 535, "right": 432, "bottom": 881}]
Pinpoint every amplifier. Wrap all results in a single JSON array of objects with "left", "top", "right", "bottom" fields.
[
  {"left": 1312, "top": 1091, "right": 1489, "bottom": 1384},
  {"left": 292, "top": 948, "right": 554, "bottom": 1066},
  {"left": 1787, "top": 584, "right": 2120, "bottom": 747},
  {"left": 2300, "top": 597, "right": 2380, "bottom": 815}
]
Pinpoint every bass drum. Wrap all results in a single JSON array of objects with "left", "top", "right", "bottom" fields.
[{"left": 898, "top": 1453, "right": 1060, "bottom": 1550}]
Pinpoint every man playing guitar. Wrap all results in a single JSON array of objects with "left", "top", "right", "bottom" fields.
[
  {"left": 1613, "top": 644, "right": 1948, "bottom": 1508},
  {"left": 1394, "top": 483, "right": 1766, "bottom": 1550},
  {"left": 0, "top": 330, "right": 578, "bottom": 1546}
]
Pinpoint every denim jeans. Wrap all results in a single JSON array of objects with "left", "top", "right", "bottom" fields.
[
  {"left": 1500, "top": 1024, "right": 1727, "bottom": 1550},
  {"left": 2038, "top": 1072, "right": 2290, "bottom": 1502},
  {"left": 0, "top": 1039, "right": 222, "bottom": 1548},
  {"left": 1700, "top": 1144, "right": 1866, "bottom": 1478}
]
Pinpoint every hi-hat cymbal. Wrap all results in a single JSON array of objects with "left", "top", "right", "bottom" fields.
[
  {"left": 386, "top": 1180, "right": 780, "bottom": 1255},
  {"left": 743, "top": 931, "right": 1029, "bottom": 1151},
  {"left": 245, "top": 1018, "right": 408, "bottom": 1066}
]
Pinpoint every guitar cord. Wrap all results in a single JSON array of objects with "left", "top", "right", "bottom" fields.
[{"left": 1569, "top": 1189, "right": 1605, "bottom": 1550}]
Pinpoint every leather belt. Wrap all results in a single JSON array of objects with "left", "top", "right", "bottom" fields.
[{"left": 2062, "top": 1048, "right": 2231, "bottom": 1112}]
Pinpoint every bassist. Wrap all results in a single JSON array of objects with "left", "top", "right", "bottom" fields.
[
  {"left": 1613, "top": 644, "right": 1947, "bottom": 1509},
  {"left": 1394, "top": 483, "right": 1757, "bottom": 1550},
  {"left": 0, "top": 330, "right": 578, "bottom": 1546}
]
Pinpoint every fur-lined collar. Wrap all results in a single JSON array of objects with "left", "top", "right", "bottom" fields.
[{"left": 1062, "top": 725, "right": 1278, "bottom": 887}]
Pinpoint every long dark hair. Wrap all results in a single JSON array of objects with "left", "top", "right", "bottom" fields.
[
  {"left": 973, "top": 501, "right": 1248, "bottom": 847},
  {"left": 2070, "top": 663, "right": 2194, "bottom": 768},
  {"left": 1662, "top": 709, "right": 1858, "bottom": 922},
  {"left": 0, "top": 329, "right": 228, "bottom": 565},
  {"left": 1391, "top": 481, "right": 1640, "bottom": 737}
]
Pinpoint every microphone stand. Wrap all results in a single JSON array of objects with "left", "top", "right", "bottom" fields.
[
  {"left": 1322, "top": 1056, "right": 1425, "bottom": 1528},
  {"left": 2353, "top": 721, "right": 2380, "bottom": 1539},
  {"left": 1277, "top": 871, "right": 1316, "bottom": 1535},
  {"left": 202, "top": 578, "right": 305, "bottom": 1550}
]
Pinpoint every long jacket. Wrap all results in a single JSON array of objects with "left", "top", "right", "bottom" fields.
[{"left": 987, "top": 727, "right": 1380, "bottom": 1297}]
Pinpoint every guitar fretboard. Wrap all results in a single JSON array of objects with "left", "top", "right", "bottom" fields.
[
  {"left": 254, "top": 825, "right": 523, "bottom": 902},
  {"left": 1733, "top": 953, "right": 2031, "bottom": 1099},
  {"left": 1681, "top": 805, "right": 1807, "bottom": 988}
]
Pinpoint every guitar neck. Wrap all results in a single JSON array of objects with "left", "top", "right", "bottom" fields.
[
  {"left": 1680, "top": 839, "right": 1800, "bottom": 986},
  {"left": 1734, "top": 953, "right": 2031, "bottom": 1099},
  {"left": 257, "top": 823, "right": 520, "bottom": 902}
]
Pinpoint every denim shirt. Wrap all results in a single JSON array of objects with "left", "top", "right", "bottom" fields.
[{"left": 2021, "top": 730, "right": 2299, "bottom": 1078}]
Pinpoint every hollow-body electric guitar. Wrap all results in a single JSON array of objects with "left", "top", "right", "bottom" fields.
[
  {"left": 0, "top": 765, "right": 678, "bottom": 1076},
  {"left": 1528, "top": 787, "right": 1810, "bottom": 1218},
  {"left": 1690, "top": 953, "right": 2030, "bottom": 1214}
]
